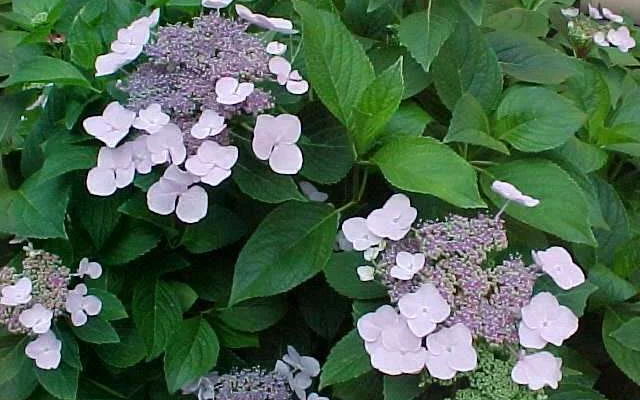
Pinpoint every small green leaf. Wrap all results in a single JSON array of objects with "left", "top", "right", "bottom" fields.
[
  {"left": 603, "top": 306, "right": 640, "bottom": 385},
  {"left": 132, "top": 278, "right": 183, "bottom": 360},
  {"left": 99, "top": 220, "right": 161, "bottom": 265},
  {"left": 320, "top": 330, "right": 372, "bottom": 389},
  {"left": 398, "top": 3, "right": 459, "bottom": 72},
  {"left": 588, "top": 265, "right": 636, "bottom": 308},
  {"left": 72, "top": 317, "right": 120, "bottom": 344},
  {"left": 485, "top": 9, "right": 549, "bottom": 37},
  {"left": 352, "top": 58, "right": 404, "bottom": 153},
  {"left": 487, "top": 31, "right": 575, "bottom": 84},
  {"left": 1, "top": 56, "right": 93, "bottom": 89},
  {"left": 73, "top": 190, "right": 126, "bottom": 250},
  {"left": 180, "top": 205, "right": 247, "bottom": 253},
  {"left": 432, "top": 18, "right": 503, "bottom": 111},
  {"left": 611, "top": 317, "right": 640, "bottom": 351},
  {"left": 166, "top": 281, "right": 198, "bottom": 313},
  {"left": 383, "top": 375, "right": 422, "bottom": 400},
  {"left": 0, "top": 337, "right": 29, "bottom": 384},
  {"left": 372, "top": 137, "right": 485, "bottom": 208},
  {"left": 381, "top": 102, "right": 432, "bottom": 141},
  {"left": 217, "top": 297, "right": 287, "bottom": 333},
  {"left": 88, "top": 288, "right": 127, "bottom": 321},
  {"left": 495, "top": 87, "right": 586, "bottom": 152},
  {"left": 164, "top": 317, "right": 219, "bottom": 393},
  {"left": 35, "top": 361, "right": 79, "bottom": 400},
  {"left": 324, "top": 252, "right": 387, "bottom": 300},
  {"left": 297, "top": 281, "right": 350, "bottom": 340},
  {"left": 0, "top": 92, "right": 31, "bottom": 150},
  {"left": 233, "top": 156, "right": 306, "bottom": 204},
  {"left": 294, "top": 0, "right": 375, "bottom": 125},
  {"left": 36, "top": 145, "right": 97, "bottom": 184},
  {"left": 229, "top": 202, "right": 338, "bottom": 304},
  {"left": 95, "top": 324, "right": 147, "bottom": 369},
  {"left": 444, "top": 94, "right": 509, "bottom": 154},
  {"left": 481, "top": 160, "right": 596, "bottom": 245}
]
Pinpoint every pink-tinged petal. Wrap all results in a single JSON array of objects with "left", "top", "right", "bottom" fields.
[
  {"left": 169, "top": 143, "right": 187, "bottom": 165},
  {"left": 357, "top": 313, "right": 383, "bottom": 342},
  {"left": 425, "top": 352, "right": 456, "bottom": 380},
  {"left": 589, "top": 4, "right": 603, "bottom": 19},
  {"left": 449, "top": 345, "right": 477, "bottom": 372},
  {"left": 268, "top": 56, "right": 292, "bottom": 78},
  {"left": 366, "top": 209, "right": 391, "bottom": 238},
  {"left": 383, "top": 193, "right": 411, "bottom": 215},
  {"left": 511, "top": 359, "right": 529, "bottom": 385},
  {"left": 395, "top": 251, "right": 414, "bottom": 269},
  {"left": 521, "top": 292, "right": 557, "bottom": 329},
  {"left": 236, "top": 82, "right": 255, "bottom": 98},
  {"left": 252, "top": 116, "right": 278, "bottom": 160},
  {"left": 269, "top": 143, "right": 303, "bottom": 175},
  {"left": 357, "top": 266, "right": 375, "bottom": 281},
  {"left": 268, "top": 17, "right": 298, "bottom": 34},
  {"left": 36, "top": 349, "right": 62, "bottom": 370},
  {"left": 286, "top": 79, "right": 309, "bottom": 95},
  {"left": 65, "top": 293, "right": 83, "bottom": 313},
  {"left": 164, "top": 165, "right": 198, "bottom": 186},
  {"left": 426, "top": 331, "right": 446, "bottom": 355},
  {"left": 82, "top": 295, "right": 102, "bottom": 316},
  {"left": 448, "top": 323, "right": 473, "bottom": 346},
  {"left": 201, "top": 167, "right": 232, "bottom": 186},
  {"left": 593, "top": 31, "right": 610, "bottom": 47},
  {"left": 518, "top": 322, "right": 547, "bottom": 349},
  {"left": 95, "top": 53, "right": 129, "bottom": 77},
  {"left": 115, "top": 165, "right": 135, "bottom": 188},
  {"left": 398, "top": 292, "right": 422, "bottom": 319},
  {"left": 235, "top": 4, "right": 256, "bottom": 20},
  {"left": 407, "top": 316, "right": 436, "bottom": 338},
  {"left": 389, "top": 266, "right": 414, "bottom": 281},
  {"left": 185, "top": 156, "right": 212, "bottom": 177},
  {"left": 215, "top": 145, "right": 239, "bottom": 169},
  {"left": 147, "top": 180, "right": 180, "bottom": 215},
  {"left": 176, "top": 185, "right": 208, "bottom": 223},
  {"left": 540, "top": 306, "right": 578, "bottom": 346},
  {"left": 71, "top": 310, "right": 88, "bottom": 327},
  {"left": 87, "top": 167, "right": 117, "bottom": 196},
  {"left": 83, "top": 116, "right": 112, "bottom": 138},
  {"left": 401, "top": 349, "right": 428, "bottom": 374},
  {"left": 300, "top": 356, "right": 321, "bottom": 377},
  {"left": 370, "top": 347, "right": 405, "bottom": 375},
  {"left": 266, "top": 41, "right": 287, "bottom": 55},
  {"left": 215, "top": 77, "right": 239, "bottom": 95},
  {"left": 275, "top": 114, "right": 302, "bottom": 144},
  {"left": 103, "top": 102, "right": 136, "bottom": 132}
]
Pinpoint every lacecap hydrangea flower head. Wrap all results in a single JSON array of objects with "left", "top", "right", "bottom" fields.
[
  {"left": 181, "top": 345, "right": 328, "bottom": 400},
  {"left": 562, "top": 4, "right": 637, "bottom": 54},
  {"left": 0, "top": 241, "right": 106, "bottom": 370},
  {"left": 85, "top": 3, "right": 310, "bottom": 223},
  {"left": 340, "top": 183, "right": 587, "bottom": 395}
]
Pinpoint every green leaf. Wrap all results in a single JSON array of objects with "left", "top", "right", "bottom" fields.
[
  {"left": 0, "top": 341, "right": 37, "bottom": 400},
  {"left": 333, "top": 372, "right": 383, "bottom": 400},
  {"left": 88, "top": 288, "right": 127, "bottom": 321},
  {"left": 611, "top": 317, "right": 640, "bottom": 351},
  {"left": 352, "top": 58, "right": 404, "bottom": 153},
  {"left": 432, "top": 19, "right": 503, "bottom": 112},
  {"left": 398, "top": 3, "right": 459, "bottom": 72},
  {"left": 592, "top": 177, "right": 631, "bottom": 264},
  {"left": 216, "top": 297, "right": 287, "bottom": 332},
  {"left": 68, "top": 16, "right": 103, "bottom": 70},
  {"left": 612, "top": 237, "right": 640, "bottom": 279},
  {"left": 495, "top": 87, "right": 586, "bottom": 152},
  {"left": 164, "top": 317, "right": 219, "bottom": 393},
  {"left": 444, "top": 94, "right": 509, "bottom": 154},
  {"left": 72, "top": 317, "right": 120, "bottom": 344},
  {"left": 0, "top": 172, "right": 70, "bottom": 239},
  {"left": 0, "top": 337, "right": 29, "bottom": 384},
  {"left": 603, "top": 306, "right": 640, "bottom": 385},
  {"left": 588, "top": 265, "right": 636, "bottom": 308},
  {"left": 233, "top": 156, "right": 306, "bottom": 204},
  {"left": 74, "top": 190, "right": 126, "bottom": 250},
  {"left": 383, "top": 375, "right": 422, "bottom": 400},
  {"left": 455, "top": 0, "right": 484, "bottom": 25},
  {"left": 12, "top": 0, "right": 62, "bottom": 23},
  {"left": 548, "top": 385, "right": 607, "bottom": 400},
  {"left": 1, "top": 56, "right": 93, "bottom": 89},
  {"left": 487, "top": 31, "right": 575, "bottom": 84},
  {"left": 481, "top": 159, "right": 596, "bottom": 245},
  {"left": 297, "top": 280, "right": 350, "bottom": 340},
  {"left": 132, "top": 278, "right": 183, "bottom": 360},
  {"left": 381, "top": 102, "right": 432, "bottom": 141},
  {"left": 167, "top": 281, "right": 198, "bottom": 313},
  {"left": 95, "top": 324, "right": 147, "bottom": 368},
  {"left": 320, "top": 330, "right": 372, "bottom": 389},
  {"left": 0, "top": 92, "right": 31, "bottom": 150},
  {"left": 564, "top": 63, "right": 610, "bottom": 131},
  {"left": 551, "top": 137, "right": 607, "bottom": 174},
  {"left": 35, "top": 362, "right": 79, "bottom": 400},
  {"left": 99, "top": 220, "right": 161, "bottom": 265},
  {"left": 207, "top": 319, "right": 259, "bottom": 349},
  {"left": 535, "top": 277, "right": 598, "bottom": 317},
  {"left": 369, "top": 46, "right": 431, "bottom": 99},
  {"left": 294, "top": 0, "right": 375, "bottom": 126},
  {"left": 180, "top": 205, "right": 247, "bottom": 253},
  {"left": 36, "top": 144, "right": 97, "bottom": 184},
  {"left": 230, "top": 202, "right": 338, "bottom": 305},
  {"left": 485, "top": 9, "right": 549, "bottom": 37},
  {"left": 324, "top": 252, "right": 387, "bottom": 299},
  {"left": 372, "top": 137, "right": 485, "bottom": 208},
  {"left": 299, "top": 108, "right": 354, "bottom": 185}
]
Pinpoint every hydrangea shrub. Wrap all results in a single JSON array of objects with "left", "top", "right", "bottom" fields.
[{"left": 0, "top": 0, "right": 639, "bottom": 399}]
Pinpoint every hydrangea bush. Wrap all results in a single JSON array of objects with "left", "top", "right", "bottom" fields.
[{"left": 0, "top": 0, "right": 640, "bottom": 399}]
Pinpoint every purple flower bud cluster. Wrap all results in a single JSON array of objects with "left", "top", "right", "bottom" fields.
[
  {"left": 184, "top": 367, "right": 292, "bottom": 400},
  {"left": 122, "top": 12, "right": 274, "bottom": 134},
  {"left": 374, "top": 214, "right": 537, "bottom": 344},
  {"left": 0, "top": 246, "right": 70, "bottom": 334}
]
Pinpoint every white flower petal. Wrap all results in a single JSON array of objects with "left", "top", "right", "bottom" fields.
[
  {"left": 269, "top": 143, "right": 303, "bottom": 175},
  {"left": 357, "top": 266, "right": 375, "bottom": 282},
  {"left": 176, "top": 185, "right": 208, "bottom": 223},
  {"left": 82, "top": 295, "right": 102, "bottom": 316},
  {"left": 266, "top": 41, "right": 287, "bottom": 55},
  {"left": 71, "top": 310, "right": 88, "bottom": 327},
  {"left": 286, "top": 79, "right": 309, "bottom": 95},
  {"left": 147, "top": 179, "right": 182, "bottom": 215},
  {"left": 201, "top": 167, "right": 232, "bottom": 186},
  {"left": 202, "top": 0, "right": 233, "bottom": 9},
  {"left": 95, "top": 53, "right": 129, "bottom": 77}
]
